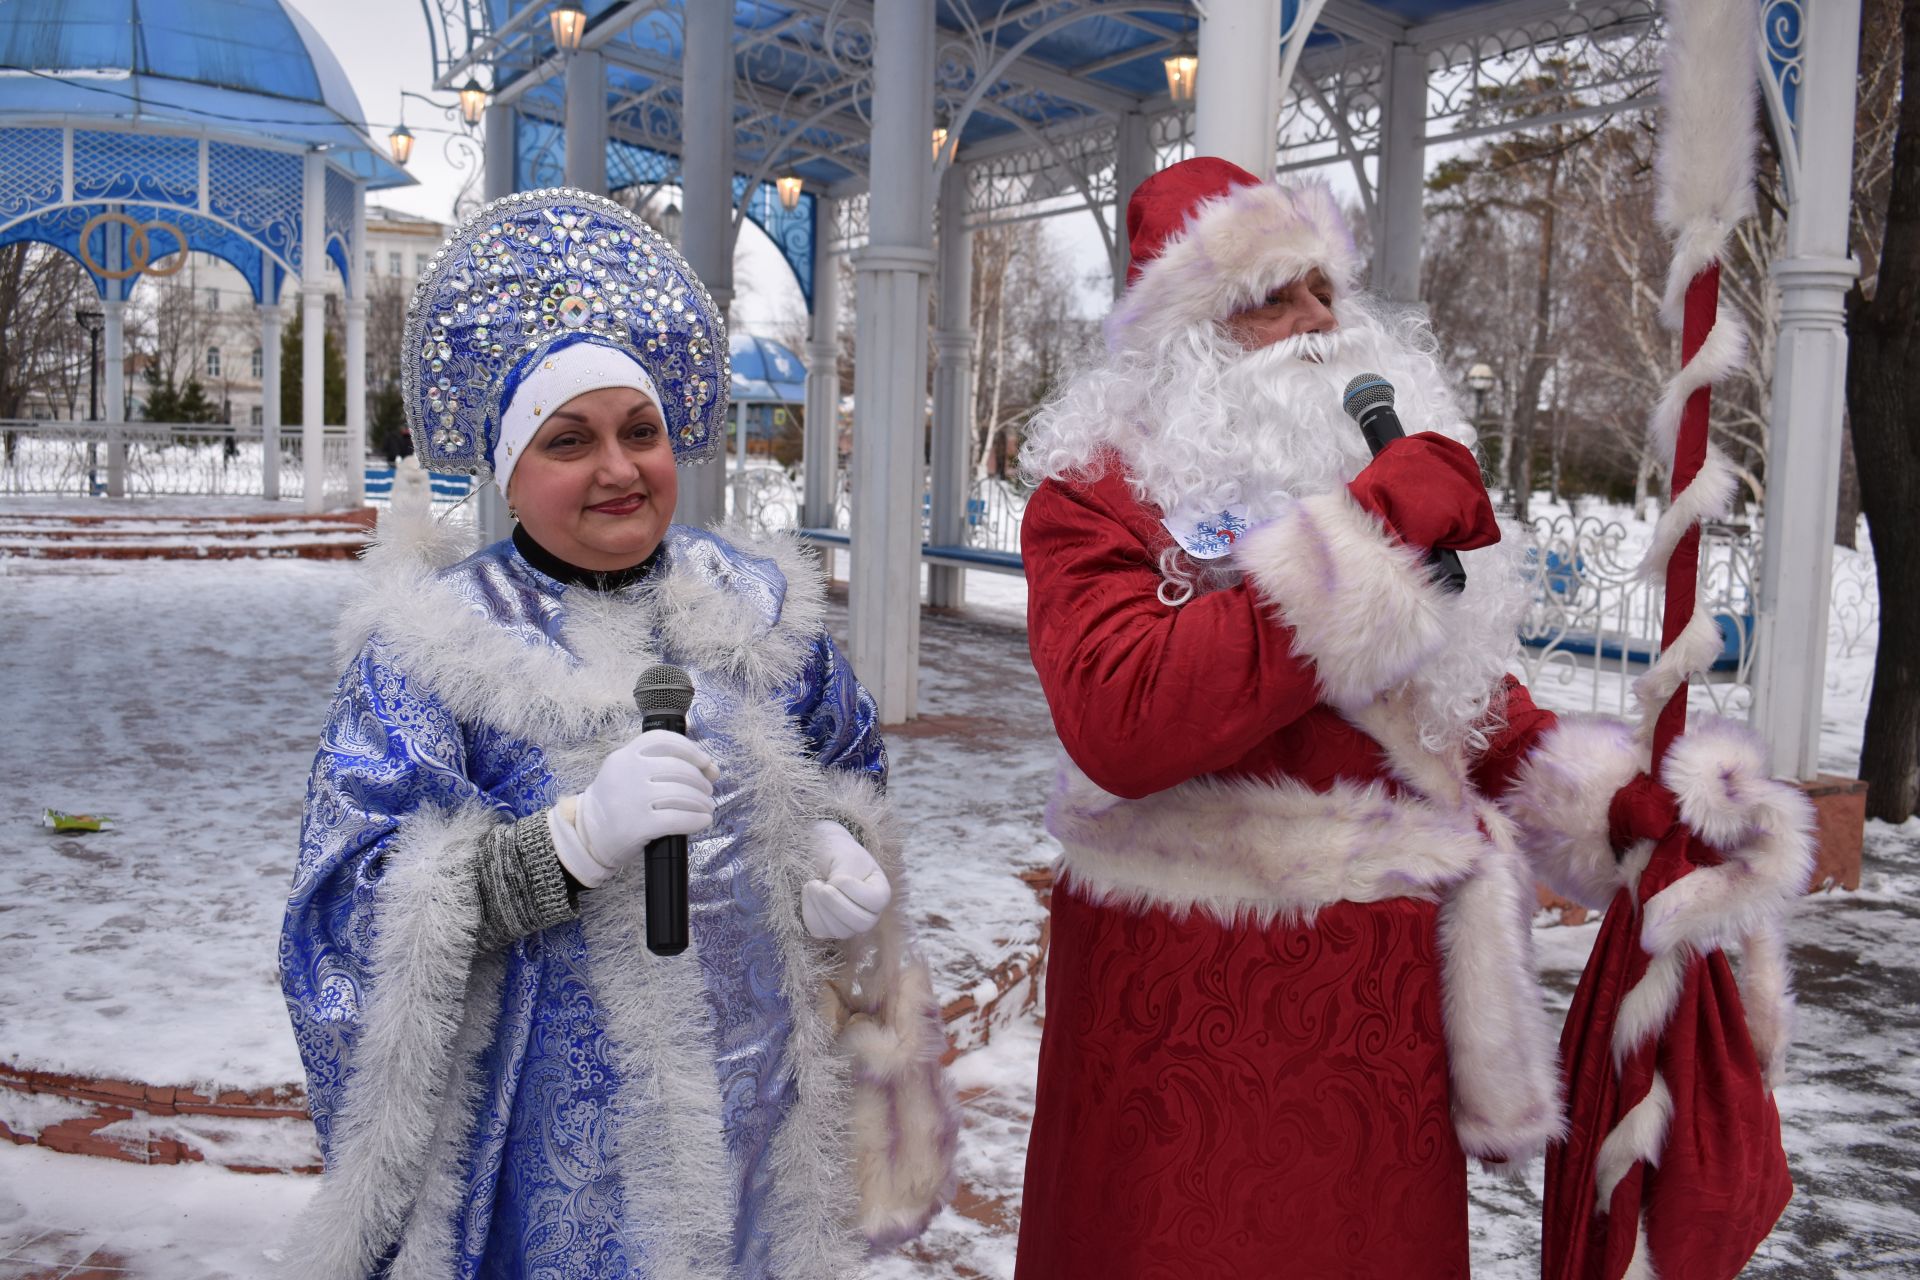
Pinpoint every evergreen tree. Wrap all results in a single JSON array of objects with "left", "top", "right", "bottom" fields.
[{"left": 280, "top": 308, "right": 347, "bottom": 425}]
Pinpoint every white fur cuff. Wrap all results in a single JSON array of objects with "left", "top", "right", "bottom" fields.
[
  {"left": 1234, "top": 489, "right": 1447, "bottom": 709},
  {"left": 1501, "top": 717, "right": 1648, "bottom": 910}
]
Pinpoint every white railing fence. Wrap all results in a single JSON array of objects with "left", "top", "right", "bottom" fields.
[
  {"left": 1511, "top": 511, "right": 1757, "bottom": 718},
  {"left": 0, "top": 419, "right": 355, "bottom": 508}
]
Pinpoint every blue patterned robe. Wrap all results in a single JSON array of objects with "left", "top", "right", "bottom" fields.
[{"left": 281, "top": 522, "right": 891, "bottom": 1280}]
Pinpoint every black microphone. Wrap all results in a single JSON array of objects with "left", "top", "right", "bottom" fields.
[
  {"left": 634, "top": 663, "right": 696, "bottom": 956},
  {"left": 1341, "top": 373, "right": 1468, "bottom": 595}
]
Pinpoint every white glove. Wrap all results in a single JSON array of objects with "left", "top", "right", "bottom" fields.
[
  {"left": 549, "top": 729, "right": 720, "bottom": 889},
  {"left": 800, "top": 819, "right": 892, "bottom": 939}
]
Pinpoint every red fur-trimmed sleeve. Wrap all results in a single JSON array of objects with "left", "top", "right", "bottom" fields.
[
  {"left": 1470, "top": 676, "right": 1557, "bottom": 800},
  {"left": 1022, "top": 473, "right": 1322, "bottom": 799}
]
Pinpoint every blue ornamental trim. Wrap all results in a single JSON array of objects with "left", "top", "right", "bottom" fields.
[{"left": 403, "top": 187, "right": 730, "bottom": 474}]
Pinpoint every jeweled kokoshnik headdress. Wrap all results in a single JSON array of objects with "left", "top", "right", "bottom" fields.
[{"left": 403, "top": 187, "right": 729, "bottom": 475}]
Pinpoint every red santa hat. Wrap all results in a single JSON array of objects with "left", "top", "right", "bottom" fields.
[{"left": 1109, "top": 157, "right": 1360, "bottom": 348}]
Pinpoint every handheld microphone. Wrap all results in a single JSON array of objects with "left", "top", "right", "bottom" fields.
[
  {"left": 1341, "top": 373, "right": 1468, "bottom": 595},
  {"left": 634, "top": 663, "right": 696, "bottom": 956}
]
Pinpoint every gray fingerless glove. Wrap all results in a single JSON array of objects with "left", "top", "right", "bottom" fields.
[{"left": 474, "top": 809, "right": 579, "bottom": 952}]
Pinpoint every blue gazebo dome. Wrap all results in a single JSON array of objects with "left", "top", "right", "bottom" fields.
[
  {"left": 0, "top": 0, "right": 402, "bottom": 183},
  {"left": 729, "top": 333, "right": 807, "bottom": 405}
]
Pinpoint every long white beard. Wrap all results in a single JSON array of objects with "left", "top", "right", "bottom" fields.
[{"left": 1023, "top": 297, "right": 1531, "bottom": 754}]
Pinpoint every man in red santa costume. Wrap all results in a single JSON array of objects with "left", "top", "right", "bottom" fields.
[{"left": 1014, "top": 157, "right": 1657, "bottom": 1277}]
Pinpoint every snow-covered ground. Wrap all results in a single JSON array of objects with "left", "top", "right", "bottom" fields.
[{"left": 0, "top": 521, "right": 1912, "bottom": 1278}]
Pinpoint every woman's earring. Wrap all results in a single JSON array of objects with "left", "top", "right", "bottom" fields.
[{"left": 507, "top": 505, "right": 518, "bottom": 521}]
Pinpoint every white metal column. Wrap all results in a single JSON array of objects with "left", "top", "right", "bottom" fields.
[
  {"left": 801, "top": 194, "right": 840, "bottom": 530},
  {"left": 1112, "top": 108, "right": 1154, "bottom": 296},
  {"left": 301, "top": 150, "right": 326, "bottom": 513},
  {"left": 678, "top": 0, "right": 737, "bottom": 529},
  {"left": 929, "top": 162, "right": 974, "bottom": 609},
  {"left": 564, "top": 50, "right": 607, "bottom": 194},
  {"left": 345, "top": 297, "right": 367, "bottom": 508},
  {"left": 259, "top": 302, "right": 282, "bottom": 500},
  {"left": 1195, "top": 0, "right": 1282, "bottom": 177},
  {"left": 345, "top": 181, "right": 368, "bottom": 508},
  {"left": 1376, "top": 43, "right": 1427, "bottom": 303},
  {"left": 102, "top": 296, "right": 126, "bottom": 497},
  {"left": 476, "top": 101, "right": 518, "bottom": 542},
  {"left": 1751, "top": 0, "right": 1863, "bottom": 781},
  {"left": 851, "top": 0, "right": 936, "bottom": 721}
]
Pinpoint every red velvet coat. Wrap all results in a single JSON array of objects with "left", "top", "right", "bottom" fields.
[{"left": 1015, "top": 465, "right": 1564, "bottom": 1280}]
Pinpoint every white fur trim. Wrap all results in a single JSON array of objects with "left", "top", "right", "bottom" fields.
[
  {"left": 1046, "top": 760, "right": 1488, "bottom": 926},
  {"left": 1502, "top": 717, "right": 1648, "bottom": 909},
  {"left": 1654, "top": 0, "right": 1759, "bottom": 321},
  {"left": 1109, "top": 178, "right": 1360, "bottom": 351},
  {"left": 1634, "top": 446, "right": 1739, "bottom": 583},
  {"left": 1614, "top": 948, "right": 1689, "bottom": 1070},
  {"left": 1439, "top": 821, "right": 1567, "bottom": 1162},
  {"left": 1234, "top": 488, "right": 1448, "bottom": 710},
  {"left": 580, "top": 882, "right": 735, "bottom": 1279},
  {"left": 288, "top": 801, "right": 501, "bottom": 1279},
  {"left": 1594, "top": 1071, "right": 1672, "bottom": 1213},
  {"left": 1625, "top": 1214, "right": 1661, "bottom": 1280},
  {"left": 1738, "top": 923, "right": 1794, "bottom": 1090},
  {"left": 1639, "top": 719, "right": 1816, "bottom": 958},
  {"left": 1631, "top": 603, "right": 1729, "bottom": 737}
]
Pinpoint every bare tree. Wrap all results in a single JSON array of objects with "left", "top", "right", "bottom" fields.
[
  {"left": 1848, "top": 0, "right": 1920, "bottom": 821},
  {"left": 967, "top": 220, "right": 1095, "bottom": 479}
]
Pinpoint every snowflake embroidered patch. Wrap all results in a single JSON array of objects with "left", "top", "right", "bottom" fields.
[{"left": 1162, "top": 504, "right": 1253, "bottom": 560}]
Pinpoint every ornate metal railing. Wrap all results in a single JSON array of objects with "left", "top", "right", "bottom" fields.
[
  {"left": 1511, "top": 511, "right": 1757, "bottom": 717},
  {"left": 963, "top": 476, "right": 1029, "bottom": 554},
  {"left": 0, "top": 419, "right": 356, "bottom": 507},
  {"left": 1827, "top": 543, "right": 1879, "bottom": 663}
]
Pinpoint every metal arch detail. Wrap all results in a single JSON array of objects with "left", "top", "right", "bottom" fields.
[
  {"left": 0, "top": 201, "right": 280, "bottom": 303},
  {"left": 1759, "top": 0, "right": 1804, "bottom": 202}
]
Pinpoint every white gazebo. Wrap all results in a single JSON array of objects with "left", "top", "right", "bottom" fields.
[{"left": 424, "top": 0, "right": 1858, "bottom": 784}]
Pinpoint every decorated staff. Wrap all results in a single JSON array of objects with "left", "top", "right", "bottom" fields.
[{"left": 1541, "top": 4, "right": 1816, "bottom": 1276}]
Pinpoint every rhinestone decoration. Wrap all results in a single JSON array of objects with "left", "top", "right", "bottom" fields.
[{"left": 402, "top": 188, "right": 730, "bottom": 474}]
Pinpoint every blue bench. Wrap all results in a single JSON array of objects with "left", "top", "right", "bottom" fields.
[
  {"left": 1519, "top": 611, "right": 1750, "bottom": 674},
  {"left": 796, "top": 527, "right": 1025, "bottom": 576},
  {"left": 364, "top": 466, "right": 473, "bottom": 501}
]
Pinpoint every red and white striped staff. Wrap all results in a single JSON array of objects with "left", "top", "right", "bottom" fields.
[{"left": 1542, "top": 2, "right": 1817, "bottom": 1276}]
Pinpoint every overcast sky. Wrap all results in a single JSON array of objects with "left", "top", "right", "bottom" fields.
[{"left": 283, "top": 0, "right": 1118, "bottom": 332}]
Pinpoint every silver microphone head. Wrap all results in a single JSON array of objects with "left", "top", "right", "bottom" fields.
[
  {"left": 1341, "top": 372, "right": 1394, "bottom": 421},
  {"left": 633, "top": 663, "right": 695, "bottom": 717}
]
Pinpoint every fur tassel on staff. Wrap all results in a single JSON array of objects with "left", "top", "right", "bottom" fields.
[{"left": 1540, "top": 2, "right": 1817, "bottom": 1277}]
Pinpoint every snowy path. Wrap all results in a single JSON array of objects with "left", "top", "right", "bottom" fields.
[{"left": 0, "top": 552, "right": 1913, "bottom": 1277}]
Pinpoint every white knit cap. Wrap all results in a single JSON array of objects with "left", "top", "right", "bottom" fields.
[{"left": 494, "top": 342, "right": 662, "bottom": 500}]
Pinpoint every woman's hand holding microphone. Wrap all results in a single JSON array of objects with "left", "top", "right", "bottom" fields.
[
  {"left": 546, "top": 731, "right": 891, "bottom": 940},
  {"left": 549, "top": 729, "right": 720, "bottom": 889}
]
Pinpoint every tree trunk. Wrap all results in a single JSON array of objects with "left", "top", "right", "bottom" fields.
[
  {"left": 1849, "top": 0, "right": 1920, "bottom": 821},
  {"left": 1508, "top": 150, "right": 1561, "bottom": 523},
  {"left": 1834, "top": 422, "right": 1861, "bottom": 548}
]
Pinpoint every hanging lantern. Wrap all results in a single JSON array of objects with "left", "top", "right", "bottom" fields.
[
  {"left": 458, "top": 77, "right": 488, "bottom": 127},
  {"left": 388, "top": 122, "right": 416, "bottom": 166},
  {"left": 551, "top": 0, "right": 588, "bottom": 53},
  {"left": 1164, "top": 50, "right": 1199, "bottom": 104},
  {"left": 931, "top": 125, "right": 950, "bottom": 162},
  {"left": 776, "top": 174, "right": 803, "bottom": 211}
]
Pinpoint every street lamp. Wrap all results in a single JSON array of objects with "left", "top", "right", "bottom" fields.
[
  {"left": 75, "top": 308, "right": 104, "bottom": 494},
  {"left": 1466, "top": 362, "right": 1495, "bottom": 416},
  {"left": 776, "top": 174, "right": 803, "bottom": 212},
  {"left": 458, "top": 76, "right": 489, "bottom": 127},
  {"left": 550, "top": 0, "right": 588, "bottom": 53},
  {"left": 661, "top": 201, "right": 682, "bottom": 245},
  {"left": 931, "top": 126, "right": 950, "bottom": 163},
  {"left": 388, "top": 121, "right": 416, "bottom": 165},
  {"left": 1163, "top": 47, "right": 1199, "bottom": 103}
]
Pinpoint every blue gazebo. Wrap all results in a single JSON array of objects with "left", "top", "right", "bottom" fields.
[
  {"left": 727, "top": 330, "right": 808, "bottom": 460},
  {"left": 0, "top": 0, "right": 410, "bottom": 509}
]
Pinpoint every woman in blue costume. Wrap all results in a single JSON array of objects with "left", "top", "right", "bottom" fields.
[{"left": 280, "top": 189, "right": 955, "bottom": 1280}]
